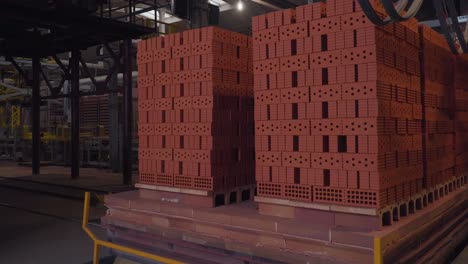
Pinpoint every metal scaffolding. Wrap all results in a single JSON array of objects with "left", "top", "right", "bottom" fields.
[{"left": 0, "top": 0, "right": 156, "bottom": 183}]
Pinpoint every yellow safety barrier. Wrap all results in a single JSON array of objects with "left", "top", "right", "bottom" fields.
[
  {"left": 82, "top": 192, "right": 184, "bottom": 264},
  {"left": 374, "top": 237, "right": 383, "bottom": 264}
]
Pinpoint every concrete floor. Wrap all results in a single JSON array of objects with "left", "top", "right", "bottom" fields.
[
  {"left": 0, "top": 163, "right": 137, "bottom": 264},
  {"left": 0, "top": 161, "right": 136, "bottom": 192},
  {"left": 0, "top": 207, "right": 104, "bottom": 264},
  {"left": 0, "top": 186, "right": 109, "bottom": 264}
]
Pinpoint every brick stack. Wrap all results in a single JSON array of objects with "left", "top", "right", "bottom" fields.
[
  {"left": 253, "top": 0, "right": 425, "bottom": 209},
  {"left": 454, "top": 54, "right": 468, "bottom": 180},
  {"left": 420, "top": 26, "right": 456, "bottom": 188},
  {"left": 136, "top": 27, "right": 254, "bottom": 196}
]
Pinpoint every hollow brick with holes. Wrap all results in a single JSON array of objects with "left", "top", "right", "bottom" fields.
[
  {"left": 310, "top": 50, "right": 341, "bottom": 69},
  {"left": 309, "top": 17, "right": 341, "bottom": 37},
  {"left": 310, "top": 85, "right": 342, "bottom": 102},
  {"left": 310, "top": 153, "right": 343, "bottom": 169},
  {"left": 312, "top": 135, "right": 339, "bottom": 153},
  {"left": 307, "top": 101, "right": 337, "bottom": 119},
  {"left": 310, "top": 119, "right": 343, "bottom": 135},
  {"left": 282, "top": 38, "right": 306, "bottom": 57},
  {"left": 282, "top": 152, "right": 311, "bottom": 168},
  {"left": 341, "top": 82, "right": 376, "bottom": 100},
  {"left": 279, "top": 22, "right": 309, "bottom": 41}
]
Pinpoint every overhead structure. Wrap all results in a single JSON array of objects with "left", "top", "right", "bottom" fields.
[
  {"left": 357, "top": 0, "right": 468, "bottom": 54},
  {"left": 0, "top": 0, "right": 155, "bottom": 183},
  {"left": 433, "top": 0, "right": 468, "bottom": 54}
]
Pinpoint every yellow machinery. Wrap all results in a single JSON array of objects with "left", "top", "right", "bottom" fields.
[
  {"left": 0, "top": 106, "right": 6, "bottom": 128},
  {"left": 10, "top": 105, "right": 20, "bottom": 128},
  {"left": 22, "top": 125, "right": 70, "bottom": 142}
]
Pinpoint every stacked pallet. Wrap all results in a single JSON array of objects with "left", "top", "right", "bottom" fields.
[
  {"left": 420, "top": 26, "right": 456, "bottom": 188},
  {"left": 454, "top": 55, "right": 468, "bottom": 181},
  {"left": 136, "top": 27, "right": 254, "bottom": 198},
  {"left": 253, "top": 0, "right": 425, "bottom": 209}
]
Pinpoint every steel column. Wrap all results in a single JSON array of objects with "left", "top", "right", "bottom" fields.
[
  {"left": 107, "top": 58, "right": 121, "bottom": 173},
  {"left": 122, "top": 39, "right": 133, "bottom": 185},
  {"left": 71, "top": 50, "right": 80, "bottom": 179},
  {"left": 32, "top": 57, "right": 41, "bottom": 175}
]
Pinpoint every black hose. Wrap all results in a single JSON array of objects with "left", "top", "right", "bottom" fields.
[{"left": 381, "top": 0, "right": 424, "bottom": 22}]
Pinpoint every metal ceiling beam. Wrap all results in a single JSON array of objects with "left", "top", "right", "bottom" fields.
[
  {"left": 249, "top": 0, "right": 296, "bottom": 10},
  {"left": 0, "top": 81, "right": 29, "bottom": 95},
  {"left": 418, "top": 15, "right": 468, "bottom": 27}
]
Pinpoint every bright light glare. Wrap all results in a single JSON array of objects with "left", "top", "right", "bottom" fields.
[{"left": 237, "top": 0, "right": 244, "bottom": 11}]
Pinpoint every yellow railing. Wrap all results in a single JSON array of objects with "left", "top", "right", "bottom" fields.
[
  {"left": 374, "top": 237, "right": 383, "bottom": 264},
  {"left": 82, "top": 192, "right": 184, "bottom": 264}
]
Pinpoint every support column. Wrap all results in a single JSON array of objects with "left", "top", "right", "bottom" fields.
[
  {"left": 71, "top": 50, "right": 80, "bottom": 179},
  {"left": 158, "top": 10, "right": 166, "bottom": 34},
  {"left": 190, "top": 0, "right": 209, "bottom": 29},
  {"left": 122, "top": 39, "right": 133, "bottom": 185},
  {"left": 32, "top": 57, "right": 41, "bottom": 175},
  {"left": 107, "top": 58, "right": 120, "bottom": 172}
]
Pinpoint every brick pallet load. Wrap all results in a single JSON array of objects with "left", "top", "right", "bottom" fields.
[
  {"left": 420, "top": 26, "right": 457, "bottom": 191},
  {"left": 101, "top": 2, "right": 467, "bottom": 262},
  {"left": 136, "top": 27, "right": 255, "bottom": 207},
  {"left": 454, "top": 54, "right": 468, "bottom": 190},
  {"left": 253, "top": 0, "right": 466, "bottom": 227}
]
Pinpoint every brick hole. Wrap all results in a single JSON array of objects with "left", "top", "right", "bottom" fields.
[
  {"left": 423, "top": 195, "right": 427, "bottom": 207},
  {"left": 323, "top": 169, "right": 330, "bottom": 186},
  {"left": 215, "top": 194, "right": 225, "bottom": 206},
  {"left": 449, "top": 183, "right": 453, "bottom": 192},
  {"left": 382, "top": 211, "right": 391, "bottom": 226},
  {"left": 338, "top": 135, "right": 347, "bottom": 153},
  {"left": 293, "top": 136, "right": 299, "bottom": 152},
  {"left": 392, "top": 207, "right": 399, "bottom": 222},
  {"left": 415, "top": 198, "right": 422, "bottom": 210},
  {"left": 428, "top": 192, "right": 434, "bottom": 203},
  {"left": 400, "top": 203, "right": 408, "bottom": 217},
  {"left": 409, "top": 200, "right": 415, "bottom": 214},
  {"left": 323, "top": 136, "right": 329, "bottom": 152},
  {"left": 229, "top": 191, "right": 237, "bottom": 204},
  {"left": 444, "top": 185, "right": 448, "bottom": 195},
  {"left": 322, "top": 102, "right": 329, "bottom": 119},
  {"left": 294, "top": 168, "right": 300, "bottom": 184},
  {"left": 241, "top": 189, "right": 250, "bottom": 201}
]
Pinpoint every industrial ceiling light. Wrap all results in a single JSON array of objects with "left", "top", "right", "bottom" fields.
[{"left": 237, "top": 0, "right": 244, "bottom": 11}]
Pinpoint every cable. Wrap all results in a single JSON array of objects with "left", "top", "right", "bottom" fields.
[
  {"left": 357, "top": 0, "right": 408, "bottom": 26},
  {"left": 381, "top": 0, "right": 424, "bottom": 22}
]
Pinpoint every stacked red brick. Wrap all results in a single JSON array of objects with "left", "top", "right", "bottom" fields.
[
  {"left": 136, "top": 27, "right": 254, "bottom": 194},
  {"left": 454, "top": 54, "right": 468, "bottom": 180},
  {"left": 253, "top": 0, "right": 424, "bottom": 209},
  {"left": 419, "top": 26, "right": 456, "bottom": 188}
]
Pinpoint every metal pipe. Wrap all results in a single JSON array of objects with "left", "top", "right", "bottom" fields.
[
  {"left": 79, "top": 71, "right": 138, "bottom": 85},
  {"left": 70, "top": 50, "right": 80, "bottom": 179},
  {"left": 122, "top": 39, "right": 133, "bottom": 185},
  {"left": 0, "top": 57, "right": 105, "bottom": 70},
  {"left": 32, "top": 57, "right": 41, "bottom": 175},
  {"left": 249, "top": 0, "right": 282, "bottom": 10}
]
